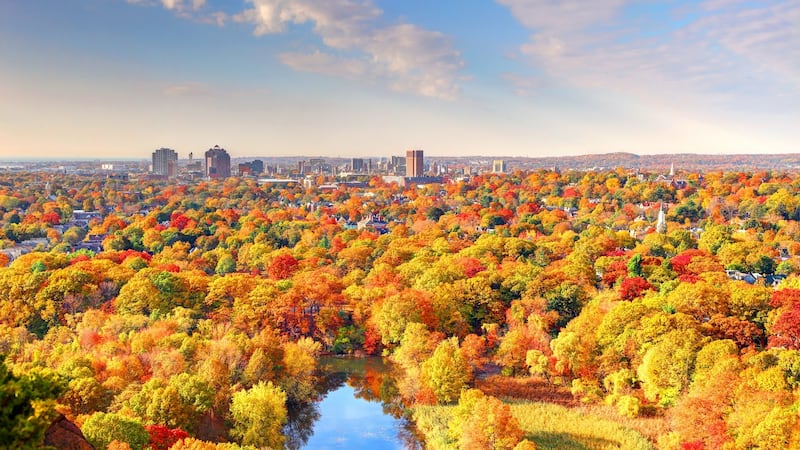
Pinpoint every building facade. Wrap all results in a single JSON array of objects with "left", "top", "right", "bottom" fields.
[
  {"left": 390, "top": 156, "right": 406, "bottom": 175},
  {"left": 238, "top": 160, "right": 264, "bottom": 176},
  {"left": 492, "top": 160, "right": 507, "bottom": 174},
  {"left": 205, "top": 145, "right": 231, "bottom": 179},
  {"left": 152, "top": 148, "right": 178, "bottom": 177},
  {"left": 406, "top": 149, "right": 423, "bottom": 177}
]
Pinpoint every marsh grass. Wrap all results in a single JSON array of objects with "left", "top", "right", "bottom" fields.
[{"left": 414, "top": 400, "right": 655, "bottom": 450}]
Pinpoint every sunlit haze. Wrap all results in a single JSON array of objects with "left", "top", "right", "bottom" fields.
[{"left": 1, "top": 0, "right": 798, "bottom": 160}]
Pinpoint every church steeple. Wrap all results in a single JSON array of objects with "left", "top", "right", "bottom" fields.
[
  {"left": 669, "top": 163, "right": 674, "bottom": 177},
  {"left": 656, "top": 202, "right": 667, "bottom": 234}
]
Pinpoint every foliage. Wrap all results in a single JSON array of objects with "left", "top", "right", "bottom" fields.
[
  {"left": 229, "top": 381, "right": 288, "bottom": 449},
  {"left": 4, "top": 168, "right": 800, "bottom": 446},
  {"left": 421, "top": 337, "right": 471, "bottom": 404},
  {"left": 0, "top": 360, "right": 65, "bottom": 449},
  {"left": 144, "top": 424, "right": 189, "bottom": 450},
  {"left": 81, "top": 412, "right": 150, "bottom": 450}
]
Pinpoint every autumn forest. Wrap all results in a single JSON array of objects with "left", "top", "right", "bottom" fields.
[{"left": 3, "top": 167, "right": 800, "bottom": 449}]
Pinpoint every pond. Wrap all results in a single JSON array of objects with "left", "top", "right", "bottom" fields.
[{"left": 286, "top": 357, "right": 422, "bottom": 450}]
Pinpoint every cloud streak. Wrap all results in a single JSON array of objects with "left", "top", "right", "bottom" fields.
[
  {"left": 498, "top": 0, "right": 800, "bottom": 111},
  {"left": 129, "top": 0, "right": 464, "bottom": 99},
  {"left": 127, "top": 0, "right": 227, "bottom": 25},
  {"left": 234, "top": 0, "right": 464, "bottom": 99}
]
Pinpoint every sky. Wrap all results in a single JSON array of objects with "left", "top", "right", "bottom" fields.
[{"left": 0, "top": 0, "right": 798, "bottom": 160}]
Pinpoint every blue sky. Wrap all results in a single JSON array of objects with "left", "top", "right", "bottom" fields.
[{"left": 1, "top": 0, "right": 797, "bottom": 159}]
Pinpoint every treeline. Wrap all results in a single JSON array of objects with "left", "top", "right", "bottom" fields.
[{"left": 1, "top": 169, "right": 800, "bottom": 448}]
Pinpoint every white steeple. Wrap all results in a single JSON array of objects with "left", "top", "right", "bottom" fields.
[{"left": 656, "top": 202, "right": 666, "bottom": 234}]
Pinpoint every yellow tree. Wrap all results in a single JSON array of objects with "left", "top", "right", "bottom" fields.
[
  {"left": 421, "top": 337, "right": 471, "bottom": 404},
  {"left": 230, "top": 381, "right": 287, "bottom": 449},
  {"left": 449, "top": 389, "right": 523, "bottom": 450}
]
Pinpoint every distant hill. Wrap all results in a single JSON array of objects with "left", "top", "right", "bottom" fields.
[{"left": 430, "top": 152, "right": 800, "bottom": 172}]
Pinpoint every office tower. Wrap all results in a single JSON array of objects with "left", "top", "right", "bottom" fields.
[
  {"left": 152, "top": 148, "right": 178, "bottom": 177},
  {"left": 351, "top": 158, "right": 364, "bottom": 172},
  {"left": 406, "top": 149, "right": 423, "bottom": 177},
  {"left": 238, "top": 160, "right": 264, "bottom": 176},
  {"left": 492, "top": 160, "right": 507, "bottom": 174},
  {"left": 205, "top": 145, "right": 231, "bottom": 179},
  {"left": 391, "top": 156, "right": 406, "bottom": 175}
]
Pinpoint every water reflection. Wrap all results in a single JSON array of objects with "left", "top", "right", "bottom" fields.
[
  {"left": 284, "top": 400, "right": 321, "bottom": 450},
  {"left": 285, "top": 357, "right": 422, "bottom": 450}
]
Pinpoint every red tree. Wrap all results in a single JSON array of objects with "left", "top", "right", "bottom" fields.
[
  {"left": 618, "top": 277, "right": 653, "bottom": 300},
  {"left": 42, "top": 211, "right": 61, "bottom": 225},
  {"left": 145, "top": 424, "right": 188, "bottom": 450},
  {"left": 268, "top": 253, "right": 299, "bottom": 280},
  {"left": 769, "top": 303, "right": 800, "bottom": 350},
  {"left": 670, "top": 249, "right": 706, "bottom": 275},
  {"left": 169, "top": 212, "right": 190, "bottom": 230},
  {"left": 771, "top": 288, "right": 800, "bottom": 308}
]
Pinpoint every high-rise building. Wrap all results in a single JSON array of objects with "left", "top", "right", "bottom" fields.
[
  {"left": 492, "top": 160, "right": 507, "bottom": 174},
  {"left": 406, "top": 149, "right": 423, "bottom": 177},
  {"left": 390, "top": 156, "right": 406, "bottom": 175},
  {"left": 351, "top": 158, "right": 364, "bottom": 172},
  {"left": 249, "top": 159, "right": 264, "bottom": 175},
  {"left": 205, "top": 145, "right": 231, "bottom": 179},
  {"left": 152, "top": 148, "right": 178, "bottom": 177},
  {"left": 238, "top": 160, "right": 264, "bottom": 176}
]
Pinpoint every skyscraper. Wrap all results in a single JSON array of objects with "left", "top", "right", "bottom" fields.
[
  {"left": 205, "top": 145, "right": 231, "bottom": 179},
  {"left": 406, "top": 149, "right": 423, "bottom": 177},
  {"left": 492, "top": 160, "right": 507, "bottom": 174},
  {"left": 152, "top": 148, "right": 178, "bottom": 177},
  {"left": 390, "top": 156, "right": 406, "bottom": 175}
]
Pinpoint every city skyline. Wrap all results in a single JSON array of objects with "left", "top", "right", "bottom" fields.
[{"left": 1, "top": 1, "right": 798, "bottom": 160}]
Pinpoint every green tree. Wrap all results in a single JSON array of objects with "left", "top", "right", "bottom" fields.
[
  {"left": 0, "top": 362, "right": 65, "bottom": 449},
  {"left": 81, "top": 412, "right": 149, "bottom": 450},
  {"left": 627, "top": 253, "right": 643, "bottom": 278},
  {"left": 215, "top": 254, "right": 236, "bottom": 275},
  {"left": 230, "top": 381, "right": 287, "bottom": 449},
  {"left": 127, "top": 374, "right": 213, "bottom": 431},
  {"left": 698, "top": 224, "right": 731, "bottom": 255}
]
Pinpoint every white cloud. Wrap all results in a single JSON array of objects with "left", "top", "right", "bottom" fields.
[
  {"left": 695, "top": 1, "right": 800, "bottom": 85},
  {"left": 496, "top": 0, "right": 627, "bottom": 32},
  {"left": 279, "top": 50, "right": 367, "bottom": 80},
  {"left": 151, "top": 0, "right": 206, "bottom": 12},
  {"left": 234, "top": 0, "right": 464, "bottom": 99},
  {"left": 499, "top": 0, "right": 800, "bottom": 112},
  {"left": 127, "top": 0, "right": 225, "bottom": 25},
  {"left": 128, "top": 0, "right": 464, "bottom": 99}
]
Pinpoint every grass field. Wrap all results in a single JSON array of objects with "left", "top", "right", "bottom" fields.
[{"left": 414, "top": 400, "right": 655, "bottom": 450}]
